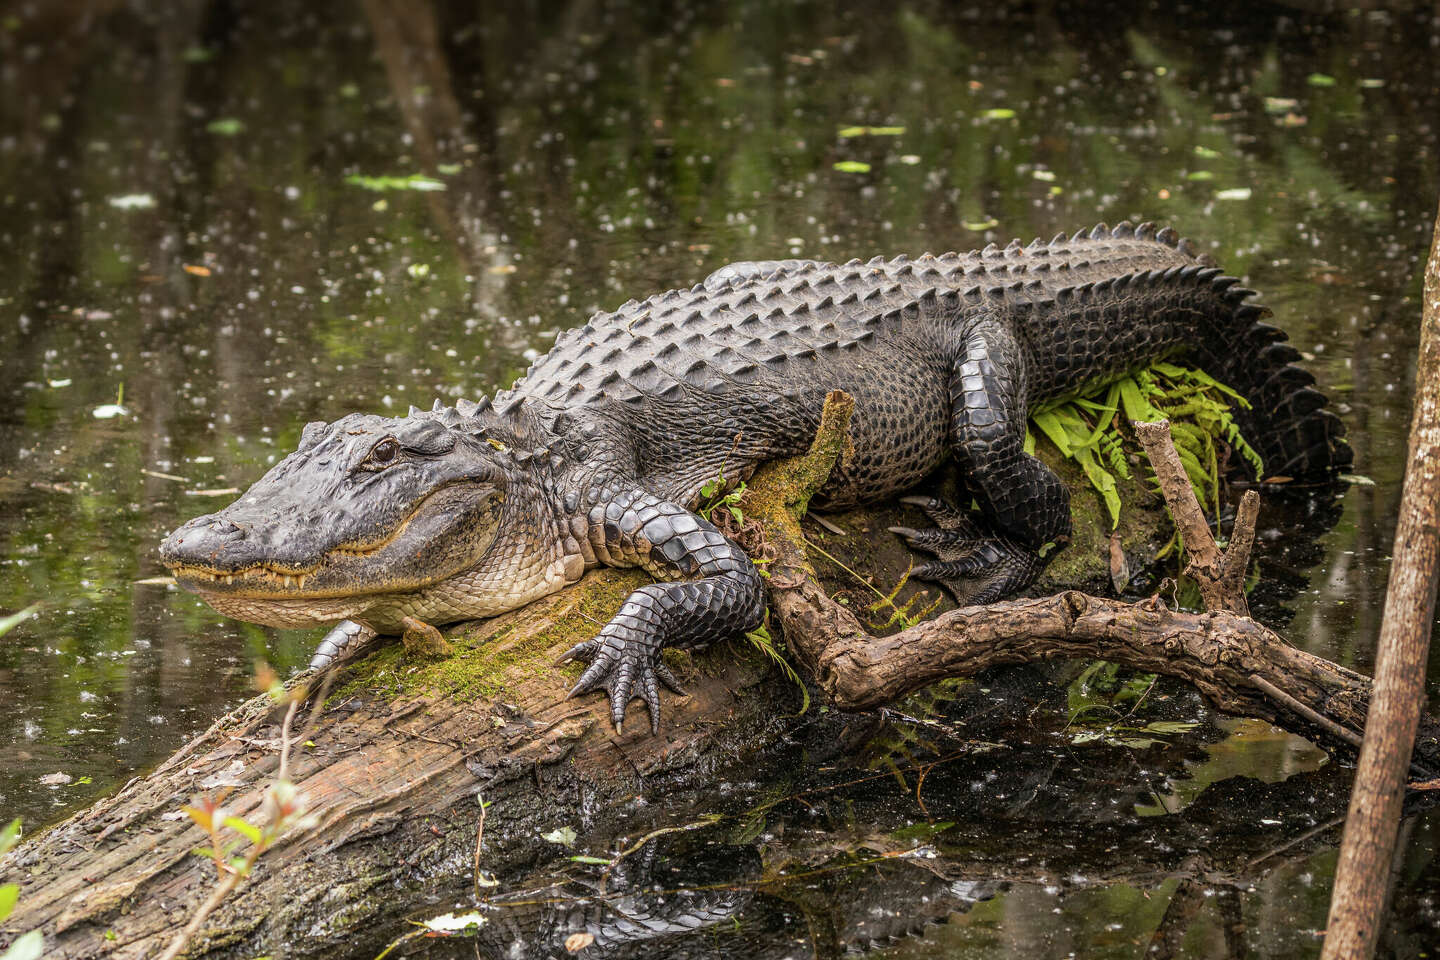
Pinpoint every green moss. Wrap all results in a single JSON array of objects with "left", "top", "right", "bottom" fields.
[{"left": 330, "top": 570, "right": 649, "bottom": 704}]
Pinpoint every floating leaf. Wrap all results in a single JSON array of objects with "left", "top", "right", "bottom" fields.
[
  {"left": 1031, "top": 169, "right": 1056, "bottom": 181},
  {"left": 1360, "top": 78, "right": 1384, "bottom": 89},
  {"left": 1143, "top": 720, "right": 1200, "bottom": 735},
  {"left": 1193, "top": 145, "right": 1221, "bottom": 159},
  {"left": 832, "top": 160, "right": 872, "bottom": 174},
  {"left": 181, "top": 46, "right": 214, "bottom": 63},
  {"left": 107, "top": 194, "right": 155, "bottom": 210},
  {"left": 981, "top": 108, "right": 1016, "bottom": 119},
  {"left": 1263, "top": 97, "right": 1299, "bottom": 114},
  {"left": 569, "top": 855, "right": 613, "bottom": 865},
  {"left": 406, "top": 263, "right": 431, "bottom": 279},
  {"left": 566, "top": 932, "right": 596, "bottom": 953},
  {"left": 1215, "top": 188, "right": 1252, "bottom": 201},
  {"left": 1186, "top": 170, "right": 1215, "bottom": 181},
  {"left": 419, "top": 911, "right": 487, "bottom": 933},
  {"left": 541, "top": 826, "right": 578, "bottom": 847},
  {"left": 206, "top": 117, "right": 245, "bottom": 136},
  {"left": 838, "top": 125, "right": 905, "bottom": 137},
  {"left": 1306, "top": 73, "right": 1336, "bottom": 87},
  {"left": 436, "top": 162, "right": 462, "bottom": 174},
  {"left": 92, "top": 403, "right": 129, "bottom": 419},
  {"left": 344, "top": 173, "right": 446, "bottom": 192},
  {"left": 1338, "top": 473, "right": 1376, "bottom": 487},
  {"left": 898, "top": 154, "right": 921, "bottom": 165},
  {"left": 962, "top": 217, "right": 1000, "bottom": 231}
]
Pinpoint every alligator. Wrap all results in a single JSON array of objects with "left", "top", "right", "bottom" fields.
[{"left": 160, "top": 221, "right": 1350, "bottom": 732}]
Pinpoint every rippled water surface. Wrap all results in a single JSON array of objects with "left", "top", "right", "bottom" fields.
[{"left": 1, "top": 1, "right": 1438, "bottom": 957}]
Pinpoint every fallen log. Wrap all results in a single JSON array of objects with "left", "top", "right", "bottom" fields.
[{"left": 3, "top": 395, "right": 1434, "bottom": 959}]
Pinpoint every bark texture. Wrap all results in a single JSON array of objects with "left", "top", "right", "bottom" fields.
[{"left": 1321, "top": 201, "right": 1440, "bottom": 960}]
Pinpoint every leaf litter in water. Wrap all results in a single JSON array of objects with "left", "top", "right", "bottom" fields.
[
  {"left": 540, "top": 826, "right": 577, "bottom": 847},
  {"left": 963, "top": 218, "right": 1000, "bottom": 231},
  {"left": 418, "top": 911, "right": 487, "bottom": 933},
  {"left": 205, "top": 117, "right": 245, "bottom": 136},
  {"left": 107, "top": 194, "right": 155, "bottom": 210},
  {"left": 981, "top": 107, "right": 1016, "bottom": 119},
  {"left": 837, "top": 125, "right": 905, "bottom": 137},
  {"left": 344, "top": 173, "right": 446, "bottom": 192},
  {"left": 1306, "top": 73, "right": 1336, "bottom": 87},
  {"left": 832, "top": 160, "right": 872, "bottom": 174},
  {"left": 1215, "top": 188, "right": 1252, "bottom": 201}
]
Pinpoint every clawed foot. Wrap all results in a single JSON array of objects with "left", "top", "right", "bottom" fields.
[
  {"left": 560, "top": 631, "right": 687, "bottom": 735},
  {"left": 889, "top": 496, "right": 1043, "bottom": 605}
]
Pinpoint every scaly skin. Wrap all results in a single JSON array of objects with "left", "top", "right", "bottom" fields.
[{"left": 160, "top": 221, "right": 1350, "bottom": 732}]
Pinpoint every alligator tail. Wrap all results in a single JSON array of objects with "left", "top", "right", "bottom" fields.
[
  {"left": 1068, "top": 220, "right": 1352, "bottom": 482},
  {"left": 1196, "top": 284, "right": 1352, "bottom": 481}
]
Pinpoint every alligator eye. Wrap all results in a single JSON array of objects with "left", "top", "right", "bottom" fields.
[{"left": 364, "top": 438, "right": 401, "bottom": 470}]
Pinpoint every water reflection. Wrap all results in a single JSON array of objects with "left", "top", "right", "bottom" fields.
[{"left": 1, "top": 1, "right": 1438, "bottom": 957}]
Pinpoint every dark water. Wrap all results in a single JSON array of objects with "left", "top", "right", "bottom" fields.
[{"left": 1, "top": 1, "right": 1438, "bottom": 956}]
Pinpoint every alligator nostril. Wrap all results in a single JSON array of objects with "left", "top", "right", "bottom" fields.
[{"left": 207, "top": 518, "right": 244, "bottom": 538}]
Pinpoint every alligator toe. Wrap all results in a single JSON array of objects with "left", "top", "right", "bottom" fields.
[{"left": 892, "top": 497, "right": 1042, "bottom": 605}]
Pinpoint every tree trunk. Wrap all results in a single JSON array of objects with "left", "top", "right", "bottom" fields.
[{"left": 1320, "top": 200, "right": 1440, "bottom": 960}]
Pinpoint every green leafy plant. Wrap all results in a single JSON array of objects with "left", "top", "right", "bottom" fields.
[
  {"left": 158, "top": 669, "right": 319, "bottom": 960},
  {"left": 1065, "top": 661, "right": 1197, "bottom": 749},
  {"left": 698, "top": 469, "right": 747, "bottom": 525},
  {"left": 1026, "top": 360, "right": 1264, "bottom": 529},
  {"left": 1, "top": 818, "right": 42, "bottom": 960},
  {"left": 742, "top": 618, "right": 809, "bottom": 715}
]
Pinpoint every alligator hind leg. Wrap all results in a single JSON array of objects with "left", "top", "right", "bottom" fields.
[
  {"left": 894, "top": 318, "right": 1071, "bottom": 603},
  {"left": 890, "top": 497, "right": 1041, "bottom": 605}
]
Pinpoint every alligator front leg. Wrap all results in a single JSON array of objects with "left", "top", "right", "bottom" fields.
[{"left": 561, "top": 489, "right": 765, "bottom": 733}]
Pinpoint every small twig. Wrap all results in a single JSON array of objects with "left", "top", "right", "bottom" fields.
[
  {"left": 1134, "top": 419, "right": 1251, "bottom": 615},
  {"left": 598, "top": 817, "right": 721, "bottom": 890},
  {"left": 278, "top": 697, "right": 301, "bottom": 783},
  {"left": 1249, "top": 675, "right": 1363, "bottom": 750},
  {"left": 472, "top": 793, "right": 487, "bottom": 903},
  {"left": 1245, "top": 814, "right": 1346, "bottom": 869},
  {"left": 156, "top": 868, "right": 247, "bottom": 960}
]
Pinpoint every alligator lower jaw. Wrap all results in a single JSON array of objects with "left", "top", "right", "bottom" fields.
[{"left": 166, "top": 562, "right": 323, "bottom": 593}]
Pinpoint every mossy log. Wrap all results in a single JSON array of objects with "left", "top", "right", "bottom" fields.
[{"left": 1, "top": 411, "right": 1421, "bottom": 959}]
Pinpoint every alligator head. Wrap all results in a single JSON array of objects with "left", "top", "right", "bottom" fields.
[{"left": 160, "top": 405, "right": 573, "bottom": 633}]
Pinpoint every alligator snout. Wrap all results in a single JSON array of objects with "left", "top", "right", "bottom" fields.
[{"left": 160, "top": 514, "right": 250, "bottom": 569}]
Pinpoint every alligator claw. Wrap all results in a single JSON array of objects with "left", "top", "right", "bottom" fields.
[
  {"left": 558, "top": 638, "right": 599, "bottom": 666},
  {"left": 894, "top": 495, "right": 1041, "bottom": 605},
  {"left": 561, "top": 625, "right": 673, "bottom": 735}
]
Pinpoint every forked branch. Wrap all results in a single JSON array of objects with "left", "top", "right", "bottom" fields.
[{"left": 744, "top": 393, "right": 1440, "bottom": 777}]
